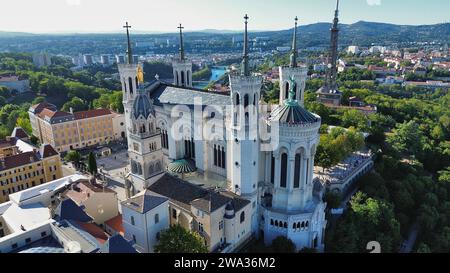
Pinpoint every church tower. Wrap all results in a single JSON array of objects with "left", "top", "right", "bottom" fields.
[
  {"left": 228, "top": 14, "right": 262, "bottom": 235},
  {"left": 172, "top": 24, "right": 193, "bottom": 87},
  {"left": 262, "top": 76, "right": 326, "bottom": 251},
  {"left": 119, "top": 23, "right": 164, "bottom": 192},
  {"left": 279, "top": 17, "right": 308, "bottom": 106}
]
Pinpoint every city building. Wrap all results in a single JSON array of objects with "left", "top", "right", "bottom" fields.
[
  {"left": 0, "top": 75, "right": 30, "bottom": 93},
  {"left": 0, "top": 129, "right": 63, "bottom": 204},
  {"left": 28, "top": 102, "right": 126, "bottom": 152},
  {"left": 32, "top": 52, "right": 52, "bottom": 67},
  {"left": 121, "top": 189, "right": 169, "bottom": 253},
  {"left": 0, "top": 174, "right": 136, "bottom": 253},
  {"left": 59, "top": 179, "right": 119, "bottom": 225},
  {"left": 347, "top": 46, "right": 360, "bottom": 55},
  {"left": 116, "top": 55, "right": 126, "bottom": 64},
  {"left": 100, "top": 55, "right": 110, "bottom": 65},
  {"left": 118, "top": 14, "right": 326, "bottom": 252},
  {"left": 83, "top": 54, "right": 93, "bottom": 66}
]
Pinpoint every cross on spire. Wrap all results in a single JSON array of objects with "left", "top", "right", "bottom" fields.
[
  {"left": 241, "top": 14, "right": 250, "bottom": 76},
  {"left": 178, "top": 23, "right": 185, "bottom": 61},
  {"left": 123, "top": 22, "right": 133, "bottom": 64}
]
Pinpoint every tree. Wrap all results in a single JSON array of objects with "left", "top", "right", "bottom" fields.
[
  {"left": 62, "top": 96, "right": 88, "bottom": 112},
  {"left": 387, "top": 120, "right": 424, "bottom": 156},
  {"left": 87, "top": 152, "right": 98, "bottom": 175},
  {"left": 65, "top": 150, "right": 81, "bottom": 163},
  {"left": 324, "top": 191, "right": 342, "bottom": 209},
  {"left": 271, "top": 236, "right": 296, "bottom": 253},
  {"left": 31, "top": 96, "right": 46, "bottom": 104},
  {"left": 154, "top": 225, "right": 208, "bottom": 253},
  {"left": 416, "top": 243, "right": 431, "bottom": 253},
  {"left": 16, "top": 117, "right": 32, "bottom": 135}
]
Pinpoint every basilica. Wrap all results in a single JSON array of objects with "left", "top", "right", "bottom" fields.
[{"left": 118, "top": 11, "right": 331, "bottom": 252}]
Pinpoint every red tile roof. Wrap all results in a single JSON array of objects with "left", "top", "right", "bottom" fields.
[
  {"left": 11, "top": 127, "right": 29, "bottom": 139},
  {"left": 73, "top": 109, "right": 114, "bottom": 120},
  {"left": 75, "top": 221, "right": 109, "bottom": 244},
  {"left": 40, "top": 144, "right": 58, "bottom": 158},
  {"left": 38, "top": 108, "right": 72, "bottom": 119},
  {"left": 105, "top": 214, "right": 124, "bottom": 236},
  {"left": 0, "top": 151, "right": 39, "bottom": 171}
]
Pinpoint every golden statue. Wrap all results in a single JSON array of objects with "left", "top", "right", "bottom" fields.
[{"left": 137, "top": 65, "right": 144, "bottom": 84}]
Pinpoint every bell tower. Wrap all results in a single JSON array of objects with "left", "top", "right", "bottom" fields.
[
  {"left": 228, "top": 14, "right": 262, "bottom": 236},
  {"left": 279, "top": 17, "right": 307, "bottom": 106},
  {"left": 172, "top": 24, "right": 193, "bottom": 87}
]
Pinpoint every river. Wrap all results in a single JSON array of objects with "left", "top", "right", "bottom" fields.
[{"left": 193, "top": 66, "right": 227, "bottom": 89}]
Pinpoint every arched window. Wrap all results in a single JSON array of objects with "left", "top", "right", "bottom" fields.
[
  {"left": 275, "top": 220, "right": 279, "bottom": 227},
  {"left": 270, "top": 219, "right": 274, "bottom": 226},
  {"left": 305, "top": 159, "right": 310, "bottom": 184},
  {"left": 294, "top": 153, "right": 301, "bottom": 188},
  {"left": 155, "top": 162, "right": 161, "bottom": 172},
  {"left": 128, "top": 77, "right": 134, "bottom": 94},
  {"left": 244, "top": 94, "right": 249, "bottom": 108},
  {"left": 280, "top": 153, "right": 288, "bottom": 188},
  {"left": 270, "top": 153, "right": 275, "bottom": 184},
  {"left": 213, "top": 145, "right": 217, "bottom": 166},
  {"left": 221, "top": 147, "right": 226, "bottom": 169},
  {"left": 284, "top": 222, "right": 287, "bottom": 229},
  {"left": 187, "top": 71, "right": 190, "bottom": 86},
  {"left": 301, "top": 222, "right": 305, "bottom": 228},
  {"left": 181, "top": 71, "right": 185, "bottom": 86},
  {"left": 154, "top": 214, "right": 159, "bottom": 224},
  {"left": 131, "top": 216, "right": 135, "bottom": 226},
  {"left": 149, "top": 164, "right": 154, "bottom": 175},
  {"left": 296, "top": 222, "right": 301, "bottom": 229},
  {"left": 253, "top": 93, "right": 257, "bottom": 106},
  {"left": 305, "top": 221, "right": 309, "bottom": 228},
  {"left": 293, "top": 223, "right": 296, "bottom": 229},
  {"left": 284, "top": 82, "right": 289, "bottom": 99},
  {"left": 176, "top": 72, "right": 179, "bottom": 85},
  {"left": 137, "top": 163, "right": 142, "bottom": 175},
  {"left": 236, "top": 93, "right": 240, "bottom": 105},
  {"left": 131, "top": 161, "right": 137, "bottom": 174},
  {"left": 240, "top": 211, "right": 245, "bottom": 223}
]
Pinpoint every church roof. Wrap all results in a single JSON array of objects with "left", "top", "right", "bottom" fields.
[
  {"left": 148, "top": 173, "right": 250, "bottom": 213},
  {"left": 270, "top": 102, "right": 320, "bottom": 124},
  {"left": 150, "top": 83, "right": 230, "bottom": 108},
  {"left": 121, "top": 190, "right": 168, "bottom": 214},
  {"left": 133, "top": 90, "right": 154, "bottom": 119}
]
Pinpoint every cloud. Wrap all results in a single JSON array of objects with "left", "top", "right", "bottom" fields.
[
  {"left": 367, "top": 0, "right": 381, "bottom": 6},
  {"left": 66, "top": 0, "right": 81, "bottom": 6}
]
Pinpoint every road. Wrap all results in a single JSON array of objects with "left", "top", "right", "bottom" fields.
[{"left": 399, "top": 222, "right": 419, "bottom": 253}]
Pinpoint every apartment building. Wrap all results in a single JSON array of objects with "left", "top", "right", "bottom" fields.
[
  {"left": 29, "top": 102, "right": 126, "bottom": 152},
  {"left": 0, "top": 130, "right": 63, "bottom": 204}
]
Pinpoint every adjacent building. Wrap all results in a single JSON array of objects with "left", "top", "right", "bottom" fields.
[
  {"left": 0, "top": 75, "right": 30, "bottom": 93},
  {"left": 29, "top": 102, "right": 126, "bottom": 152},
  {"left": 32, "top": 52, "right": 52, "bottom": 67},
  {"left": 0, "top": 129, "right": 63, "bottom": 204}
]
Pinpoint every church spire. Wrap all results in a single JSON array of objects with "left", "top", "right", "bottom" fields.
[
  {"left": 241, "top": 14, "right": 250, "bottom": 77},
  {"left": 290, "top": 16, "right": 299, "bottom": 68},
  {"left": 123, "top": 22, "right": 133, "bottom": 64},
  {"left": 178, "top": 23, "right": 185, "bottom": 61}
]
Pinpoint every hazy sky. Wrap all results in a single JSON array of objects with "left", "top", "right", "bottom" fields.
[{"left": 1, "top": 0, "right": 450, "bottom": 33}]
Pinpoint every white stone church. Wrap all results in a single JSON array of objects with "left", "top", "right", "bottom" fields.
[{"left": 118, "top": 16, "right": 327, "bottom": 253}]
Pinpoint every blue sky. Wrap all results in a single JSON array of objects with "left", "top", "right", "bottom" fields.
[{"left": 1, "top": 0, "right": 449, "bottom": 33}]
